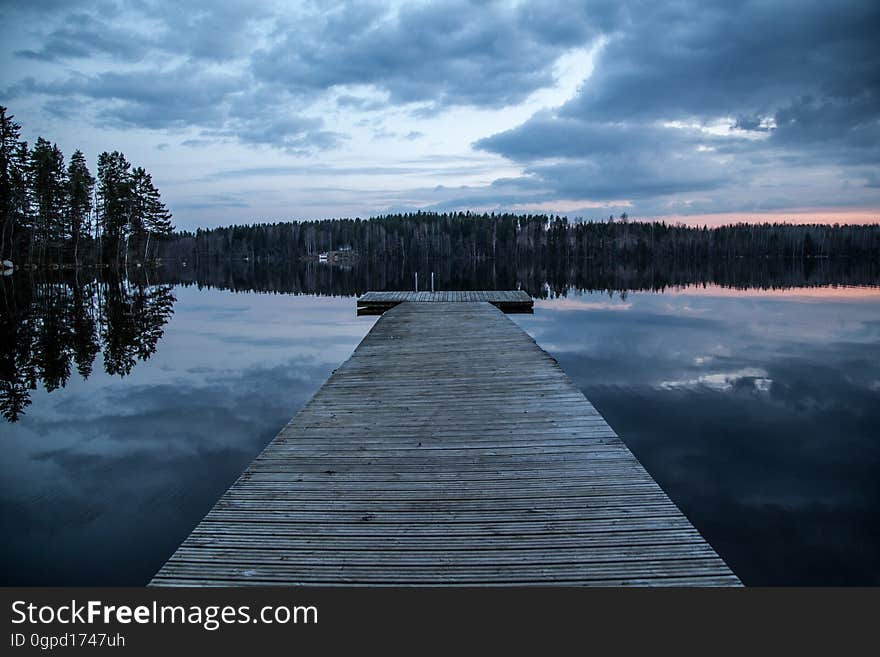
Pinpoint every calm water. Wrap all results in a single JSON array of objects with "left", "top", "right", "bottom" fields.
[{"left": 2, "top": 272, "right": 879, "bottom": 585}]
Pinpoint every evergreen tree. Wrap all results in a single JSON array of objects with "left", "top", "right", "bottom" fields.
[
  {"left": 66, "top": 150, "right": 94, "bottom": 265},
  {"left": 129, "top": 166, "right": 149, "bottom": 245},
  {"left": 96, "top": 151, "right": 132, "bottom": 264},
  {"left": 0, "top": 106, "right": 26, "bottom": 261},
  {"left": 2, "top": 108, "right": 174, "bottom": 266},
  {"left": 130, "top": 167, "right": 173, "bottom": 261},
  {"left": 11, "top": 142, "right": 31, "bottom": 259},
  {"left": 28, "top": 138, "right": 67, "bottom": 264},
  {"left": 144, "top": 182, "right": 173, "bottom": 260}
]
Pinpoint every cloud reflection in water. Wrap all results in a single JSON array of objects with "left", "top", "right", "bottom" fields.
[{"left": 516, "top": 287, "right": 880, "bottom": 585}]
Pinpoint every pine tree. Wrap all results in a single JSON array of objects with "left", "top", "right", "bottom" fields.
[
  {"left": 144, "top": 183, "right": 173, "bottom": 261},
  {"left": 129, "top": 167, "right": 149, "bottom": 243},
  {"left": 0, "top": 106, "right": 26, "bottom": 262},
  {"left": 96, "top": 151, "right": 132, "bottom": 265},
  {"left": 28, "top": 138, "right": 67, "bottom": 264},
  {"left": 66, "top": 150, "right": 94, "bottom": 265},
  {"left": 131, "top": 167, "right": 173, "bottom": 261}
]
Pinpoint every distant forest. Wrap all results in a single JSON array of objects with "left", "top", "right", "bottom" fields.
[
  {"left": 162, "top": 213, "right": 880, "bottom": 266},
  {"left": 0, "top": 106, "right": 173, "bottom": 267}
]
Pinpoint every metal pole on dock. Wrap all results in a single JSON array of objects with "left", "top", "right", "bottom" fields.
[
  {"left": 415, "top": 272, "right": 418, "bottom": 292},
  {"left": 431, "top": 272, "right": 434, "bottom": 292}
]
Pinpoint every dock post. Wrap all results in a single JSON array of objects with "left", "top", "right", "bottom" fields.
[
  {"left": 431, "top": 272, "right": 434, "bottom": 292},
  {"left": 415, "top": 272, "right": 418, "bottom": 292}
]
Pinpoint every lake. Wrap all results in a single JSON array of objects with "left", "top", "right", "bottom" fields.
[{"left": 1, "top": 266, "right": 879, "bottom": 585}]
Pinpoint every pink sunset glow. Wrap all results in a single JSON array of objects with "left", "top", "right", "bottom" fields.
[{"left": 648, "top": 209, "right": 880, "bottom": 227}]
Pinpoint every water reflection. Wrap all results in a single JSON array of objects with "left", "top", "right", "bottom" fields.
[
  {"left": 3, "top": 258, "right": 878, "bottom": 423},
  {"left": 515, "top": 288, "right": 880, "bottom": 585},
  {"left": 0, "top": 286, "right": 373, "bottom": 585},
  {"left": 1, "top": 273, "right": 175, "bottom": 422},
  {"left": 155, "top": 256, "right": 880, "bottom": 298},
  {"left": 1, "top": 262, "right": 879, "bottom": 585}
]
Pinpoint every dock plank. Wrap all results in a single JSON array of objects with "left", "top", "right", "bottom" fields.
[
  {"left": 357, "top": 289, "right": 533, "bottom": 314},
  {"left": 152, "top": 301, "right": 738, "bottom": 586}
]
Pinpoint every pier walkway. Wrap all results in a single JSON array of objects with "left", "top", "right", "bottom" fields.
[{"left": 152, "top": 295, "right": 739, "bottom": 586}]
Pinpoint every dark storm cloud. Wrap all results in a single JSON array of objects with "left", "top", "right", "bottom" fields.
[
  {"left": 149, "top": 0, "right": 273, "bottom": 62},
  {"left": 2, "top": 0, "right": 878, "bottom": 214},
  {"left": 250, "top": 0, "right": 601, "bottom": 109},
  {"left": 528, "top": 157, "right": 728, "bottom": 200},
  {"left": 475, "top": 0, "right": 880, "bottom": 212},
  {"left": 1, "top": 0, "right": 337, "bottom": 153},
  {"left": 560, "top": 1, "right": 879, "bottom": 124},
  {"left": 771, "top": 94, "right": 880, "bottom": 164},
  {"left": 4, "top": 0, "right": 603, "bottom": 136},
  {"left": 5, "top": 67, "right": 341, "bottom": 154},
  {"left": 10, "top": 1, "right": 270, "bottom": 63},
  {"left": 204, "top": 114, "right": 345, "bottom": 153},
  {"left": 4, "top": 66, "right": 239, "bottom": 128},
  {"left": 474, "top": 114, "right": 729, "bottom": 198},
  {"left": 13, "top": 11, "right": 150, "bottom": 62}
]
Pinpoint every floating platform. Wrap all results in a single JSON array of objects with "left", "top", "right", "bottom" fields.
[
  {"left": 152, "top": 297, "right": 739, "bottom": 586},
  {"left": 357, "top": 290, "right": 533, "bottom": 314}
]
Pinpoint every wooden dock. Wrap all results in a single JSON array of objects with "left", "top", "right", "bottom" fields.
[
  {"left": 357, "top": 290, "right": 533, "bottom": 314},
  {"left": 152, "top": 295, "right": 739, "bottom": 586}
]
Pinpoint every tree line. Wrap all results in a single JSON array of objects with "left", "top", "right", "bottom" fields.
[
  {"left": 159, "top": 212, "right": 880, "bottom": 266},
  {"left": 0, "top": 106, "right": 173, "bottom": 268}
]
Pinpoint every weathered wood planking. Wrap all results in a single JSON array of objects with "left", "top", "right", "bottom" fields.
[
  {"left": 357, "top": 290, "right": 533, "bottom": 315},
  {"left": 152, "top": 301, "right": 739, "bottom": 586}
]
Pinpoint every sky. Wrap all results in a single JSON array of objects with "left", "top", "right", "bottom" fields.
[{"left": 0, "top": 0, "right": 878, "bottom": 231}]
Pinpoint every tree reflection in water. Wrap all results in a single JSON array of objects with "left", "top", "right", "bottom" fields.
[
  {"left": 2, "top": 254, "right": 877, "bottom": 423},
  {"left": 0, "top": 271, "right": 175, "bottom": 422}
]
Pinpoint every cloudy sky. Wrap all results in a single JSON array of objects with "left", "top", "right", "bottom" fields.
[{"left": 1, "top": 0, "right": 878, "bottom": 230}]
